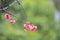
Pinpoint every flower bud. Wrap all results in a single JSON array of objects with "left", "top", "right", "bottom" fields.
[
  {"left": 5, "top": 13, "right": 10, "bottom": 19},
  {"left": 10, "top": 19, "right": 15, "bottom": 24},
  {"left": 24, "top": 29, "right": 27, "bottom": 32}
]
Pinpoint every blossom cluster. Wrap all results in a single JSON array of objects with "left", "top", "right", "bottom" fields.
[
  {"left": 5, "top": 13, "right": 37, "bottom": 32},
  {"left": 24, "top": 22, "right": 37, "bottom": 32},
  {"left": 5, "top": 12, "right": 15, "bottom": 24}
]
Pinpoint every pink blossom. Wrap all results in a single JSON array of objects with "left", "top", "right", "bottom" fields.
[
  {"left": 28, "top": 25, "right": 33, "bottom": 30},
  {"left": 10, "top": 19, "right": 15, "bottom": 24},
  {"left": 5, "top": 13, "right": 10, "bottom": 19},
  {"left": 24, "top": 23, "right": 30, "bottom": 29},
  {"left": 30, "top": 26, "right": 37, "bottom": 31},
  {"left": 24, "top": 23, "right": 37, "bottom": 31}
]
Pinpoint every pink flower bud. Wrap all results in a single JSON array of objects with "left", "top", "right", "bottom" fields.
[
  {"left": 24, "top": 29, "right": 27, "bottom": 32},
  {"left": 28, "top": 25, "right": 33, "bottom": 30},
  {"left": 5, "top": 13, "right": 10, "bottom": 19},
  {"left": 10, "top": 19, "right": 15, "bottom": 24},
  {"left": 31, "top": 26, "right": 37, "bottom": 31},
  {"left": 24, "top": 23, "right": 30, "bottom": 29}
]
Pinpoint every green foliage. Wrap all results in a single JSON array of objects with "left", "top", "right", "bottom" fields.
[{"left": 0, "top": 0, "right": 59, "bottom": 40}]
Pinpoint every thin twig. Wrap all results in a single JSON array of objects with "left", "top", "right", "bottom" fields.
[{"left": 16, "top": 0, "right": 27, "bottom": 23}]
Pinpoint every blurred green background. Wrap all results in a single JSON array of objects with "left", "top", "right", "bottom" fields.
[{"left": 0, "top": 0, "right": 60, "bottom": 40}]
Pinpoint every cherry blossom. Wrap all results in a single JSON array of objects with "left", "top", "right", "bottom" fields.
[
  {"left": 10, "top": 19, "right": 16, "bottom": 24},
  {"left": 24, "top": 22, "right": 37, "bottom": 31},
  {"left": 5, "top": 13, "right": 11, "bottom": 19},
  {"left": 30, "top": 25, "right": 37, "bottom": 31},
  {"left": 24, "top": 23, "right": 30, "bottom": 29}
]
